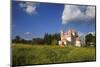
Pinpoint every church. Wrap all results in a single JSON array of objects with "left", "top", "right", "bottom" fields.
[{"left": 59, "top": 29, "right": 81, "bottom": 47}]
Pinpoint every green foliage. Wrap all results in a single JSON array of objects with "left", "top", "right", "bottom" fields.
[
  {"left": 85, "top": 33, "right": 96, "bottom": 47},
  {"left": 32, "top": 38, "right": 44, "bottom": 44},
  {"left": 12, "top": 33, "right": 60, "bottom": 45},
  {"left": 12, "top": 44, "right": 96, "bottom": 66},
  {"left": 12, "top": 36, "right": 21, "bottom": 43},
  {"left": 44, "top": 33, "right": 52, "bottom": 45}
]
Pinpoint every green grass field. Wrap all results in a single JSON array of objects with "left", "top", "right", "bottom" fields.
[{"left": 12, "top": 44, "right": 96, "bottom": 66}]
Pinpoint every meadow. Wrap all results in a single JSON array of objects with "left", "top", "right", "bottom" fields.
[{"left": 12, "top": 44, "right": 96, "bottom": 66}]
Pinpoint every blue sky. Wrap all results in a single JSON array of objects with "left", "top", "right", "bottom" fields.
[{"left": 12, "top": 1, "right": 96, "bottom": 40}]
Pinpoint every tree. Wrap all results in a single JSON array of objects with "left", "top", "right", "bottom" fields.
[
  {"left": 51, "top": 33, "right": 60, "bottom": 45},
  {"left": 44, "top": 33, "right": 52, "bottom": 45},
  {"left": 44, "top": 33, "right": 60, "bottom": 45},
  {"left": 12, "top": 33, "right": 61, "bottom": 45},
  {"left": 85, "top": 33, "right": 96, "bottom": 47},
  {"left": 14, "top": 36, "right": 21, "bottom": 43},
  {"left": 32, "top": 38, "right": 44, "bottom": 44},
  {"left": 21, "top": 39, "right": 26, "bottom": 44}
]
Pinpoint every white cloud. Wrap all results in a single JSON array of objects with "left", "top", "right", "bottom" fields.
[
  {"left": 19, "top": 2, "right": 37, "bottom": 15},
  {"left": 86, "top": 6, "right": 95, "bottom": 18},
  {"left": 78, "top": 31, "right": 95, "bottom": 37},
  {"left": 19, "top": 2, "right": 26, "bottom": 8},
  {"left": 22, "top": 32, "right": 34, "bottom": 40},
  {"left": 88, "top": 32, "right": 95, "bottom": 36},
  {"left": 24, "top": 32, "right": 32, "bottom": 35},
  {"left": 62, "top": 5, "right": 95, "bottom": 24}
]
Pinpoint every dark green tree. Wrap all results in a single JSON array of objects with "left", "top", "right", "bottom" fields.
[
  {"left": 14, "top": 36, "right": 21, "bottom": 43},
  {"left": 85, "top": 33, "right": 96, "bottom": 47},
  {"left": 44, "top": 33, "right": 52, "bottom": 45},
  {"left": 51, "top": 33, "right": 60, "bottom": 45}
]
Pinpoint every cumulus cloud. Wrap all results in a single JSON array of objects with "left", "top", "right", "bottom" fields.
[
  {"left": 19, "top": 2, "right": 37, "bottom": 15},
  {"left": 62, "top": 5, "right": 95, "bottom": 24}
]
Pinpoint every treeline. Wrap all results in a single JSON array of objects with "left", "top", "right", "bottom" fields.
[
  {"left": 12, "top": 33, "right": 96, "bottom": 46},
  {"left": 12, "top": 33, "right": 60, "bottom": 45}
]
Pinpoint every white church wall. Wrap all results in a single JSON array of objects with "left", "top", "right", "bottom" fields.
[{"left": 75, "top": 41, "right": 81, "bottom": 47}]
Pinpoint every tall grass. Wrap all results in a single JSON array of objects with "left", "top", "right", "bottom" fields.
[{"left": 12, "top": 44, "right": 96, "bottom": 66}]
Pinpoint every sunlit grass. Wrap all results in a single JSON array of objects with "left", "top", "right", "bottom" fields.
[{"left": 12, "top": 44, "right": 96, "bottom": 66}]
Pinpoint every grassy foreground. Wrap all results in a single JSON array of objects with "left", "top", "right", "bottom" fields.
[{"left": 12, "top": 44, "right": 96, "bottom": 66}]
